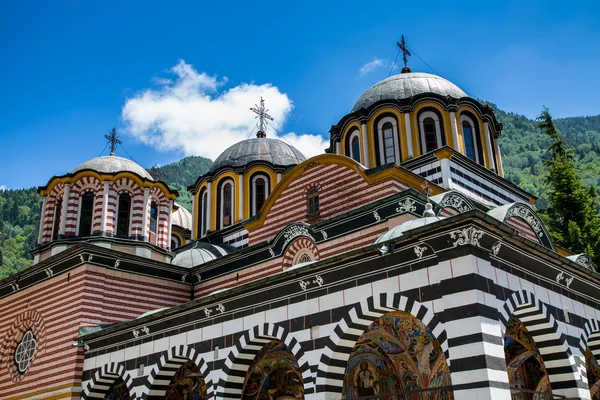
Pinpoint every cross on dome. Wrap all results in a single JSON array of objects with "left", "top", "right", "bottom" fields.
[
  {"left": 104, "top": 128, "right": 122, "bottom": 156},
  {"left": 250, "top": 97, "right": 274, "bottom": 138},
  {"left": 396, "top": 35, "right": 412, "bottom": 73}
]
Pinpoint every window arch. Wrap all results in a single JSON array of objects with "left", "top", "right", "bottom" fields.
[
  {"left": 307, "top": 187, "right": 320, "bottom": 217},
  {"left": 218, "top": 179, "right": 234, "bottom": 229},
  {"left": 460, "top": 113, "right": 484, "bottom": 165},
  {"left": 171, "top": 235, "right": 180, "bottom": 250},
  {"left": 251, "top": 174, "right": 270, "bottom": 217},
  {"left": 52, "top": 197, "right": 62, "bottom": 241},
  {"left": 149, "top": 201, "right": 158, "bottom": 234},
  {"left": 375, "top": 116, "right": 400, "bottom": 166},
  {"left": 346, "top": 129, "right": 361, "bottom": 164},
  {"left": 418, "top": 110, "right": 444, "bottom": 154},
  {"left": 78, "top": 192, "right": 94, "bottom": 237},
  {"left": 198, "top": 189, "right": 208, "bottom": 237},
  {"left": 116, "top": 193, "right": 132, "bottom": 237}
]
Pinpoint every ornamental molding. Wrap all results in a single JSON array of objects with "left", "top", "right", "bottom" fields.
[
  {"left": 373, "top": 210, "right": 381, "bottom": 222},
  {"left": 44, "top": 268, "right": 53, "bottom": 277},
  {"left": 414, "top": 245, "right": 428, "bottom": 259},
  {"left": 321, "top": 230, "right": 328, "bottom": 240},
  {"left": 299, "top": 275, "right": 324, "bottom": 291},
  {"left": 216, "top": 304, "right": 226, "bottom": 314},
  {"left": 556, "top": 271, "right": 574, "bottom": 288},
  {"left": 396, "top": 198, "right": 417, "bottom": 213},
  {"left": 282, "top": 225, "right": 314, "bottom": 249},
  {"left": 303, "top": 161, "right": 320, "bottom": 172},
  {"left": 449, "top": 226, "right": 484, "bottom": 247},
  {"left": 491, "top": 241, "right": 502, "bottom": 256},
  {"left": 14, "top": 329, "right": 36, "bottom": 373},
  {"left": 439, "top": 193, "right": 472, "bottom": 213},
  {"left": 506, "top": 205, "right": 544, "bottom": 238},
  {"left": 575, "top": 255, "right": 594, "bottom": 270}
]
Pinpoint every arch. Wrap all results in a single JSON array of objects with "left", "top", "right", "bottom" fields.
[
  {"left": 81, "top": 362, "right": 134, "bottom": 399},
  {"left": 500, "top": 290, "right": 587, "bottom": 398},
  {"left": 218, "top": 323, "right": 313, "bottom": 398},
  {"left": 374, "top": 115, "right": 400, "bottom": 165},
  {"left": 430, "top": 190, "right": 475, "bottom": 217},
  {"left": 345, "top": 128, "right": 362, "bottom": 164},
  {"left": 460, "top": 112, "right": 484, "bottom": 165},
  {"left": 316, "top": 292, "right": 448, "bottom": 396},
  {"left": 217, "top": 178, "right": 235, "bottom": 229},
  {"left": 418, "top": 109, "right": 445, "bottom": 155},
  {"left": 250, "top": 172, "right": 270, "bottom": 217},
  {"left": 282, "top": 236, "right": 320, "bottom": 270},
  {"left": 488, "top": 202, "right": 555, "bottom": 250},
  {"left": 581, "top": 319, "right": 600, "bottom": 359},
  {"left": 143, "top": 344, "right": 212, "bottom": 400}
]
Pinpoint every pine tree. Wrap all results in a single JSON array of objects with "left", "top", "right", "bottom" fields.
[{"left": 538, "top": 107, "right": 600, "bottom": 264}]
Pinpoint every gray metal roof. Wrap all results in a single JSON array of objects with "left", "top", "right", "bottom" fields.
[
  {"left": 351, "top": 72, "right": 468, "bottom": 112},
  {"left": 71, "top": 155, "right": 153, "bottom": 180},
  {"left": 171, "top": 242, "right": 236, "bottom": 268},
  {"left": 209, "top": 137, "right": 306, "bottom": 172},
  {"left": 374, "top": 216, "right": 445, "bottom": 244},
  {"left": 172, "top": 203, "right": 192, "bottom": 230}
]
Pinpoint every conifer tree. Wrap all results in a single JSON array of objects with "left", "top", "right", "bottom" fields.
[{"left": 538, "top": 107, "right": 600, "bottom": 264}]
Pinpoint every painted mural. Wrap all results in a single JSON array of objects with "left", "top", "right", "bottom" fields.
[
  {"left": 241, "top": 340, "right": 304, "bottom": 400},
  {"left": 504, "top": 316, "right": 551, "bottom": 400},
  {"left": 586, "top": 348, "right": 600, "bottom": 400},
  {"left": 165, "top": 360, "right": 208, "bottom": 400},
  {"left": 342, "top": 311, "right": 452, "bottom": 399},
  {"left": 104, "top": 378, "right": 131, "bottom": 400}
]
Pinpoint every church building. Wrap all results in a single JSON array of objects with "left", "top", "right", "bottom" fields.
[{"left": 1, "top": 48, "right": 600, "bottom": 400}]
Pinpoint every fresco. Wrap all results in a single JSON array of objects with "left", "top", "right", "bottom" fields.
[
  {"left": 504, "top": 316, "right": 551, "bottom": 400},
  {"left": 165, "top": 360, "right": 208, "bottom": 400},
  {"left": 104, "top": 377, "right": 131, "bottom": 400},
  {"left": 586, "top": 348, "right": 600, "bottom": 400},
  {"left": 342, "top": 311, "right": 452, "bottom": 399},
  {"left": 241, "top": 340, "right": 304, "bottom": 400}
]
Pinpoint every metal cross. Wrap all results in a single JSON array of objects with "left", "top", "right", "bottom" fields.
[
  {"left": 396, "top": 35, "right": 411, "bottom": 67},
  {"left": 104, "top": 128, "right": 122, "bottom": 155},
  {"left": 250, "top": 97, "right": 274, "bottom": 137},
  {"left": 421, "top": 180, "right": 432, "bottom": 202}
]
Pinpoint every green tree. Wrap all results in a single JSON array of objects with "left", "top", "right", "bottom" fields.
[{"left": 537, "top": 108, "right": 600, "bottom": 264}]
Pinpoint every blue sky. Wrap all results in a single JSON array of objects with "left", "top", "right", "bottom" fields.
[{"left": 1, "top": 0, "right": 599, "bottom": 189}]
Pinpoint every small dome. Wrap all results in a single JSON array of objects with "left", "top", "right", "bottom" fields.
[
  {"left": 210, "top": 138, "right": 306, "bottom": 173},
  {"left": 374, "top": 217, "right": 445, "bottom": 244},
  {"left": 352, "top": 72, "right": 467, "bottom": 113},
  {"left": 172, "top": 204, "right": 192, "bottom": 230},
  {"left": 72, "top": 155, "right": 153, "bottom": 180},
  {"left": 171, "top": 241, "right": 237, "bottom": 268}
]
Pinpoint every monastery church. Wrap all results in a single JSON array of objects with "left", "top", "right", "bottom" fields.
[{"left": 1, "top": 50, "right": 600, "bottom": 400}]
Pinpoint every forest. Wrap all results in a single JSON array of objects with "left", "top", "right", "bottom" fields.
[{"left": 1, "top": 109, "right": 599, "bottom": 279}]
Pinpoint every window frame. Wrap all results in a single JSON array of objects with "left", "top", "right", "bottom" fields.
[
  {"left": 219, "top": 179, "right": 235, "bottom": 229},
  {"left": 460, "top": 114, "right": 482, "bottom": 165},
  {"left": 199, "top": 189, "right": 208, "bottom": 237},
  {"left": 376, "top": 116, "right": 400, "bottom": 166},
  {"left": 149, "top": 201, "right": 158, "bottom": 234},
  {"left": 116, "top": 192, "right": 132, "bottom": 237},
  {"left": 251, "top": 174, "right": 269, "bottom": 217},
  {"left": 77, "top": 192, "right": 95, "bottom": 237},
  {"left": 347, "top": 129, "right": 361, "bottom": 163},
  {"left": 418, "top": 110, "right": 443, "bottom": 154},
  {"left": 52, "top": 197, "right": 62, "bottom": 241},
  {"left": 307, "top": 187, "right": 320, "bottom": 217}
]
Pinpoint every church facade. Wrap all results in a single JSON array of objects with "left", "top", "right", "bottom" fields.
[{"left": 1, "top": 65, "right": 600, "bottom": 400}]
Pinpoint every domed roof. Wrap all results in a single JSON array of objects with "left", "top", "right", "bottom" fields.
[
  {"left": 171, "top": 241, "right": 237, "bottom": 268},
  {"left": 172, "top": 204, "right": 192, "bottom": 230},
  {"left": 72, "top": 155, "right": 153, "bottom": 180},
  {"left": 352, "top": 72, "right": 468, "bottom": 113},
  {"left": 374, "top": 216, "right": 445, "bottom": 244},
  {"left": 209, "top": 137, "right": 306, "bottom": 173}
]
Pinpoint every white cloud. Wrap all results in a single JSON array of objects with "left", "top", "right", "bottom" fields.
[
  {"left": 359, "top": 58, "right": 389, "bottom": 76},
  {"left": 0, "top": 185, "right": 6, "bottom": 191},
  {"left": 121, "top": 60, "right": 327, "bottom": 160}
]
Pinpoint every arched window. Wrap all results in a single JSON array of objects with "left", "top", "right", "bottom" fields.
[
  {"left": 171, "top": 235, "right": 180, "bottom": 250},
  {"left": 307, "top": 187, "right": 320, "bottom": 217},
  {"left": 116, "top": 193, "right": 131, "bottom": 237},
  {"left": 382, "top": 122, "right": 396, "bottom": 164},
  {"left": 252, "top": 175, "right": 269, "bottom": 217},
  {"left": 52, "top": 198, "right": 62, "bottom": 241},
  {"left": 460, "top": 114, "right": 483, "bottom": 165},
  {"left": 78, "top": 192, "right": 94, "bottom": 237},
  {"left": 200, "top": 190, "right": 208, "bottom": 237},
  {"left": 418, "top": 110, "right": 444, "bottom": 154},
  {"left": 376, "top": 116, "right": 400, "bottom": 166},
  {"left": 297, "top": 253, "right": 312, "bottom": 264},
  {"left": 462, "top": 121, "right": 476, "bottom": 161},
  {"left": 220, "top": 180, "right": 234, "bottom": 228},
  {"left": 149, "top": 202, "right": 158, "bottom": 233},
  {"left": 347, "top": 130, "right": 361, "bottom": 163}
]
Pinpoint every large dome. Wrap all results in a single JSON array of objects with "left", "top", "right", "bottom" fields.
[
  {"left": 172, "top": 204, "right": 192, "bottom": 230},
  {"left": 209, "top": 138, "right": 306, "bottom": 173},
  {"left": 72, "top": 155, "right": 153, "bottom": 180},
  {"left": 351, "top": 72, "right": 468, "bottom": 113}
]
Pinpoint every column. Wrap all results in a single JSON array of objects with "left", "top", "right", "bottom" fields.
[
  {"left": 206, "top": 183, "right": 212, "bottom": 232},
  {"left": 141, "top": 187, "right": 150, "bottom": 240},
  {"left": 100, "top": 181, "right": 110, "bottom": 234},
  {"left": 37, "top": 196, "right": 47, "bottom": 244},
  {"left": 335, "top": 141, "right": 341, "bottom": 155},
  {"left": 277, "top": 173, "right": 281, "bottom": 184},
  {"left": 404, "top": 113, "right": 413, "bottom": 158},
  {"left": 238, "top": 174, "right": 244, "bottom": 221},
  {"left": 494, "top": 138, "right": 504, "bottom": 177},
  {"left": 361, "top": 123, "right": 370, "bottom": 168},
  {"left": 483, "top": 122, "right": 494, "bottom": 171},
  {"left": 440, "top": 158, "right": 452, "bottom": 189},
  {"left": 165, "top": 200, "right": 173, "bottom": 249},
  {"left": 450, "top": 112, "right": 460, "bottom": 152},
  {"left": 59, "top": 184, "right": 70, "bottom": 237}
]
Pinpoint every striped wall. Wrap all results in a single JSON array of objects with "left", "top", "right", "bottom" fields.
[
  {"left": 0, "top": 264, "right": 189, "bottom": 400},
  {"left": 81, "top": 246, "right": 600, "bottom": 400},
  {"left": 249, "top": 163, "right": 408, "bottom": 245},
  {"left": 505, "top": 216, "right": 541, "bottom": 244}
]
